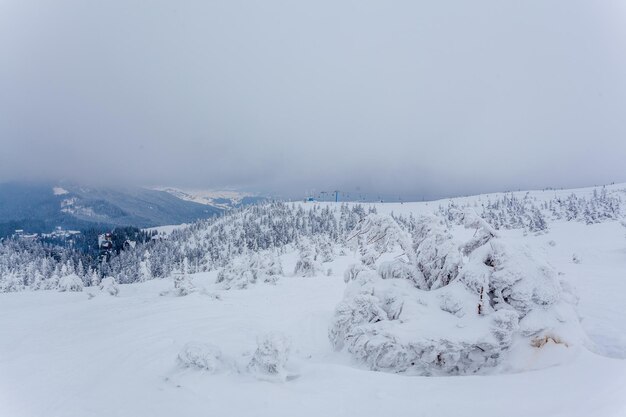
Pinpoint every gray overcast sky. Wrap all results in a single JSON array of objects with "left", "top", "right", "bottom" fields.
[{"left": 1, "top": 0, "right": 626, "bottom": 200}]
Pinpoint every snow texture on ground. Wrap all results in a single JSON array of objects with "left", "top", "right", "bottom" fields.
[{"left": 1, "top": 202, "right": 626, "bottom": 417}]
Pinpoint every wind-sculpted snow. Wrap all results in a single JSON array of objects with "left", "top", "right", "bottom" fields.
[{"left": 330, "top": 211, "right": 584, "bottom": 375}]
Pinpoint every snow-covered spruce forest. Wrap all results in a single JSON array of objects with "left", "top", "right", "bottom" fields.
[
  {"left": 2, "top": 184, "right": 626, "bottom": 417},
  {"left": 1, "top": 186, "right": 621, "bottom": 290}
]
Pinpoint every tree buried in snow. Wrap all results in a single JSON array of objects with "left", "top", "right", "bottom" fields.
[
  {"left": 174, "top": 273, "right": 195, "bottom": 296},
  {"left": 177, "top": 342, "right": 225, "bottom": 373},
  {"left": 99, "top": 276, "right": 119, "bottom": 296},
  {"left": 171, "top": 257, "right": 195, "bottom": 296},
  {"left": 217, "top": 251, "right": 283, "bottom": 289},
  {"left": 347, "top": 214, "right": 427, "bottom": 288},
  {"left": 0, "top": 273, "right": 25, "bottom": 292},
  {"left": 57, "top": 273, "right": 84, "bottom": 292},
  {"left": 330, "top": 211, "right": 584, "bottom": 375},
  {"left": 412, "top": 215, "right": 462, "bottom": 289},
  {"left": 247, "top": 332, "right": 291, "bottom": 381},
  {"left": 293, "top": 242, "right": 322, "bottom": 277}
]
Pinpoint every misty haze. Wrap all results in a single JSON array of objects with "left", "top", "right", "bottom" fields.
[{"left": 1, "top": 1, "right": 625, "bottom": 417}]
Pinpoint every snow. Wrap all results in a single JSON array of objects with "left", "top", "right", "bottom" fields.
[
  {"left": 56, "top": 273, "right": 83, "bottom": 292},
  {"left": 1, "top": 187, "right": 626, "bottom": 416},
  {"left": 154, "top": 187, "right": 257, "bottom": 209},
  {"left": 177, "top": 342, "right": 226, "bottom": 373},
  {"left": 60, "top": 197, "right": 97, "bottom": 217},
  {"left": 52, "top": 186, "right": 69, "bottom": 196},
  {"left": 144, "top": 223, "right": 188, "bottom": 235},
  {"left": 99, "top": 276, "right": 118, "bottom": 296},
  {"left": 331, "top": 212, "right": 585, "bottom": 375},
  {"left": 301, "top": 182, "right": 626, "bottom": 219}
]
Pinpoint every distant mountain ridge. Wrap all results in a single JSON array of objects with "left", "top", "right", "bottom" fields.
[{"left": 0, "top": 182, "right": 223, "bottom": 237}]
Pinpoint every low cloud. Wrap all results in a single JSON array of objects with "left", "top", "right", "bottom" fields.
[{"left": 1, "top": 0, "right": 625, "bottom": 199}]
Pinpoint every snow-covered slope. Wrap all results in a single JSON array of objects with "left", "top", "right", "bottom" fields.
[
  {"left": 306, "top": 182, "right": 626, "bottom": 218},
  {"left": 1, "top": 219, "right": 626, "bottom": 416},
  {"left": 155, "top": 187, "right": 265, "bottom": 210},
  {"left": 0, "top": 182, "right": 222, "bottom": 235},
  {"left": 1, "top": 183, "right": 626, "bottom": 416}
]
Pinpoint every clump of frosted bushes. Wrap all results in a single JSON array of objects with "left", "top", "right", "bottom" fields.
[
  {"left": 99, "top": 277, "right": 119, "bottom": 296},
  {"left": 57, "top": 273, "right": 84, "bottom": 292},
  {"left": 330, "top": 211, "right": 583, "bottom": 375},
  {"left": 294, "top": 245, "right": 322, "bottom": 277},
  {"left": 294, "top": 236, "right": 336, "bottom": 277},
  {"left": 247, "top": 332, "right": 292, "bottom": 380},
  {"left": 177, "top": 332, "right": 292, "bottom": 381},
  {"left": 178, "top": 342, "right": 226, "bottom": 373},
  {"left": 217, "top": 251, "right": 283, "bottom": 289},
  {"left": 173, "top": 272, "right": 196, "bottom": 296},
  {"left": 0, "top": 274, "right": 25, "bottom": 292}
]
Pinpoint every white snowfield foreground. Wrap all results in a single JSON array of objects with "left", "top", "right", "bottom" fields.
[{"left": 2, "top": 191, "right": 626, "bottom": 416}]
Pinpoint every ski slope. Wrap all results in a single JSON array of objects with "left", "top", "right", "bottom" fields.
[{"left": 1, "top": 187, "right": 626, "bottom": 417}]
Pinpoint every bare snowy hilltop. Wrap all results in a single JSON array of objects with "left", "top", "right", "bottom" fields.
[{"left": 1, "top": 183, "right": 626, "bottom": 417}]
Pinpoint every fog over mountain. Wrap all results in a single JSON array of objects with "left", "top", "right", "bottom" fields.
[{"left": 1, "top": 1, "right": 625, "bottom": 200}]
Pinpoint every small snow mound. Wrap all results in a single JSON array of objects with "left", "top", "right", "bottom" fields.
[
  {"left": 57, "top": 274, "right": 83, "bottom": 292},
  {"left": 178, "top": 342, "right": 225, "bottom": 373}
]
